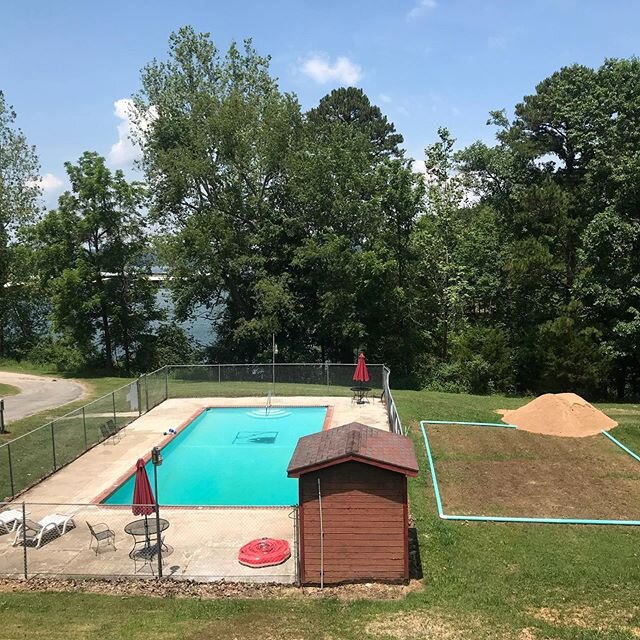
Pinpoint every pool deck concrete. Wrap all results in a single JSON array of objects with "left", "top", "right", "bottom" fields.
[{"left": 0, "top": 395, "right": 389, "bottom": 582}]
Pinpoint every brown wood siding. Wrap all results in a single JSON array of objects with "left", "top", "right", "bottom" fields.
[{"left": 299, "top": 461, "right": 408, "bottom": 584}]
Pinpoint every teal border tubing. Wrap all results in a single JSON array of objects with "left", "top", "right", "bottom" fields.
[{"left": 420, "top": 420, "right": 640, "bottom": 526}]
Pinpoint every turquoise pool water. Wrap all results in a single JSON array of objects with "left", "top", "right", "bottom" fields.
[{"left": 103, "top": 406, "right": 326, "bottom": 506}]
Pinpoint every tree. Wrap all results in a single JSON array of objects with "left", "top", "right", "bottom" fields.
[
  {"left": 576, "top": 210, "right": 640, "bottom": 398},
  {"left": 0, "top": 91, "right": 41, "bottom": 357},
  {"left": 307, "top": 87, "right": 404, "bottom": 159},
  {"left": 133, "top": 27, "right": 302, "bottom": 361},
  {"left": 32, "top": 152, "right": 157, "bottom": 372}
]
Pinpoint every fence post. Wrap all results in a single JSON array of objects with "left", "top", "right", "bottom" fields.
[
  {"left": 7, "top": 443, "right": 15, "bottom": 497},
  {"left": 218, "top": 364, "right": 221, "bottom": 383},
  {"left": 293, "top": 506, "right": 301, "bottom": 586},
  {"left": 50, "top": 422, "right": 57, "bottom": 470},
  {"left": 22, "top": 501, "right": 28, "bottom": 579},
  {"left": 0, "top": 398, "right": 4, "bottom": 434},
  {"left": 325, "top": 363, "right": 330, "bottom": 389},
  {"left": 144, "top": 375, "right": 149, "bottom": 413},
  {"left": 82, "top": 406, "right": 87, "bottom": 450},
  {"left": 164, "top": 366, "right": 169, "bottom": 401},
  {"left": 112, "top": 391, "right": 117, "bottom": 428},
  {"left": 136, "top": 378, "right": 142, "bottom": 416}
]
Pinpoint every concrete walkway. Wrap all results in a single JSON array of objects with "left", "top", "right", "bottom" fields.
[{"left": 0, "top": 371, "right": 86, "bottom": 424}]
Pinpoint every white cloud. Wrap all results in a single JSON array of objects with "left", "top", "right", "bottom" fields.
[
  {"left": 108, "top": 98, "right": 141, "bottom": 168},
  {"left": 407, "top": 0, "right": 437, "bottom": 20},
  {"left": 300, "top": 55, "right": 362, "bottom": 85},
  {"left": 411, "top": 158, "right": 426, "bottom": 175},
  {"left": 27, "top": 173, "right": 66, "bottom": 208},
  {"left": 38, "top": 173, "right": 64, "bottom": 193},
  {"left": 378, "top": 93, "right": 393, "bottom": 104}
]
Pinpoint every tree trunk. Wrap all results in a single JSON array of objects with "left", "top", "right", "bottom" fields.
[
  {"left": 615, "top": 363, "right": 627, "bottom": 401},
  {"left": 95, "top": 271, "right": 114, "bottom": 371}
]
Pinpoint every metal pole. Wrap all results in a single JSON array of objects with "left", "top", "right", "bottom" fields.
[
  {"left": 272, "top": 333, "right": 276, "bottom": 390},
  {"left": 22, "top": 501, "right": 28, "bottom": 579},
  {"left": 164, "top": 366, "right": 169, "bottom": 400},
  {"left": 112, "top": 392, "right": 117, "bottom": 428},
  {"left": 144, "top": 375, "right": 149, "bottom": 413},
  {"left": 136, "top": 379, "right": 142, "bottom": 416},
  {"left": 218, "top": 364, "right": 221, "bottom": 383},
  {"left": 318, "top": 478, "right": 324, "bottom": 589},
  {"left": 0, "top": 398, "right": 4, "bottom": 434},
  {"left": 325, "top": 363, "right": 330, "bottom": 389},
  {"left": 50, "top": 422, "right": 56, "bottom": 470},
  {"left": 7, "top": 443, "right": 15, "bottom": 497},
  {"left": 153, "top": 463, "right": 163, "bottom": 578},
  {"left": 82, "top": 406, "right": 87, "bottom": 450}
]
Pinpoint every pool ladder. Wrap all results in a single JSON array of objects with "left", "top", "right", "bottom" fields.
[{"left": 265, "top": 391, "right": 272, "bottom": 415}]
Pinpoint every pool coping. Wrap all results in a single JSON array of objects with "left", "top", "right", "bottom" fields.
[{"left": 93, "top": 404, "right": 333, "bottom": 506}]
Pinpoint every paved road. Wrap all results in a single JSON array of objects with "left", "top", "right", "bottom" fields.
[{"left": 0, "top": 371, "right": 86, "bottom": 424}]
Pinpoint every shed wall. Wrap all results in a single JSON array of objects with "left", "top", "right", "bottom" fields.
[{"left": 299, "top": 461, "right": 408, "bottom": 584}]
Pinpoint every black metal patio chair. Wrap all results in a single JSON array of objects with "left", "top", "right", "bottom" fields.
[{"left": 86, "top": 521, "right": 116, "bottom": 554}]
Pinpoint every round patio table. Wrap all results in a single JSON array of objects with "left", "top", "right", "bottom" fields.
[
  {"left": 125, "top": 518, "right": 170, "bottom": 572},
  {"left": 350, "top": 386, "right": 372, "bottom": 404},
  {"left": 124, "top": 518, "right": 169, "bottom": 538}
]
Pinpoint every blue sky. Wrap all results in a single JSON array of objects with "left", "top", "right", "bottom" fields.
[{"left": 2, "top": 0, "right": 639, "bottom": 205}]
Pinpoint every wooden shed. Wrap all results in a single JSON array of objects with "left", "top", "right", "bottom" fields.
[{"left": 287, "top": 422, "right": 419, "bottom": 585}]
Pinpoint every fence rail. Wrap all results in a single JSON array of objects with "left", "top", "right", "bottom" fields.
[
  {"left": 382, "top": 366, "right": 404, "bottom": 435},
  {"left": 1, "top": 362, "right": 399, "bottom": 501}
]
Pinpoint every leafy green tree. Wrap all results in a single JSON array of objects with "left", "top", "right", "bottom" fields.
[
  {"left": 0, "top": 91, "right": 42, "bottom": 357},
  {"left": 576, "top": 210, "right": 640, "bottom": 398},
  {"left": 307, "top": 87, "right": 404, "bottom": 159},
  {"left": 32, "top": 152, "right": 157, "bottom": 372},
  {"left": 133, "top": 27, "right": 302, "bottom": 361}
]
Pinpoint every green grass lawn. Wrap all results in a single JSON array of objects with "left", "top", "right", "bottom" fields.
[
  {"left": 1, "top": 379, "right": 639, "bottom": 639},
  {"left": 0, "top": 383, "right": 19, "bottom": 397}
]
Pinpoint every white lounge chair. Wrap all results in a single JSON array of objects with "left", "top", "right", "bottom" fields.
[
  {"left": 13, "top": 513, "right": 76, "bottom": 549},
  {"left": 0, "top": 509, "right": 28, "bottom": 534}
]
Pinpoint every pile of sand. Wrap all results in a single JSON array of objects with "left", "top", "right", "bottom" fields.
[{"left": 498, "top": 393, "right": 617, "bottom": 438}]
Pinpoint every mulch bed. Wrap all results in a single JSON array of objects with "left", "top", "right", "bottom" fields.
[{"left": 0, "top": 576, "right": 423, "bottom": 601}]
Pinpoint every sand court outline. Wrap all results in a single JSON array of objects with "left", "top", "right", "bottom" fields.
[{"left": 420, "top": 420, "right": 640, "bottom": 526}]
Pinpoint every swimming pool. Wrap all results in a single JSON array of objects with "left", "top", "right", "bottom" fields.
[{"left": 103, "top": 406, "right": 327, "bottom": 506}]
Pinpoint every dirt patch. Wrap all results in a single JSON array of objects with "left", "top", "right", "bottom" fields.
[
  {"left": 528, "top": 605, "right": 640, "bottom": 635},
  {"left": 428, "top": 425, "right": 640, "bottom": 519},
  {"left": 0, "top": 576, "right": 423, "bottom": 601},
  {"left": 365, "top": 611, "right": 499, "bottom": 640},
  {"left": 364, "top": 611, "right": 533, "bottom": 640},
  {"left": 498, "top": 393, "right": 617, "bottom": 437}
]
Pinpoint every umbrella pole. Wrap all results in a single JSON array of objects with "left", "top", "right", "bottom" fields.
[{"left": 153, "top": 463, "right": 163, "bottom": 578}]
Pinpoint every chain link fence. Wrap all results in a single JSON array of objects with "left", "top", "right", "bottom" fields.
[
  {"left": 166, "top": 363, "right": 383, "bottom": 399},
  {"left": 0, "top": 381, "right": 141, "bottom": 501},
  {"left": 382, "top": 366, "right": 404, "bottom": 435},
  {"left": 1, "top": 362, "right": 399, "bottom": 501},
  {"left": 0, "top": 501, "right": 299, "bottom": 583}
]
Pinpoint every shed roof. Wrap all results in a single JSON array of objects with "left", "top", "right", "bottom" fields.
[{"left": 287, "top": 422, "right": 419, "bottom": 477}]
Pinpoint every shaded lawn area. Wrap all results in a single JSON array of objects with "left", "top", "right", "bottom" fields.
[{"left": 0, "top": 387, "right": 639, "bottom": 638}]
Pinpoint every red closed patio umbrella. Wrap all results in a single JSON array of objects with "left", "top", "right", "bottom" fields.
[
  {"left": 132, "top": 458, "right": 156, "bottom": 535},
  {"left": 353, "top": 352, "right": 370, "bottom": 386}
]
